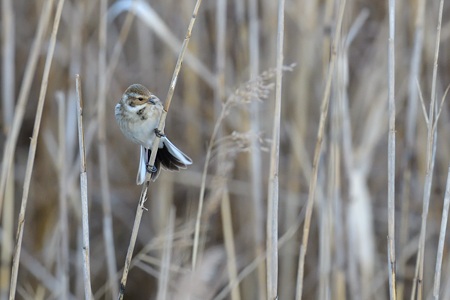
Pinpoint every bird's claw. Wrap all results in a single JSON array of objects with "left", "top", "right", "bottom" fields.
[
  {"left": 146, "top": 164, "right": 157, "bottom": 174},
  {"left": 154, "top": 128, "right": 165, "bottom": 138}
]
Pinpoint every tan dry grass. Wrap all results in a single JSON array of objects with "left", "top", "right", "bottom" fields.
[{"left": 2, "top": 1, "right": 450, "bottom": 299}]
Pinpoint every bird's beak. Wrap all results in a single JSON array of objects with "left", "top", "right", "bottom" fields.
[{"left": 148, "top": 98, "right": 156, "bottom": 105}]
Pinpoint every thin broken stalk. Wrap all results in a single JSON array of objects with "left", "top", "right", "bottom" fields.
[{"left": 76, "top": 74, "right": 93, "bottom": 300}]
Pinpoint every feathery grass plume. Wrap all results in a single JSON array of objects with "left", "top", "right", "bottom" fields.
[
  {"left": 224, "top": 64, "right": 295, "bottom": 111},
  {"left": 212, "top": 131, "right": 270, "bottom": 159},
  {"left": 192, "top": 65, "right": 293, "bottom": 271}
]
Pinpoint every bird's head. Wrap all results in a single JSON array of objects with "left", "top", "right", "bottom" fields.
[{"left": 122, "top": 84, "right": 160, "bottom": 108}]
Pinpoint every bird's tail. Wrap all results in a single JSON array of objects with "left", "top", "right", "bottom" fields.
[
  {"left": 136, "top": 137, "right": 192, "bottom": 185},
  {"left": 136, "top": 146, "right": 147, "bottom": 185}
]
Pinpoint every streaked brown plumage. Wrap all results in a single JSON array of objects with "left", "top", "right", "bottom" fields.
[{"left": 115, "top": 84, "right": 192, "bottom": 183}]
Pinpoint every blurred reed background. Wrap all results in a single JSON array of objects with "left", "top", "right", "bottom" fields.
[{"left": 2, "top": 0, "right": 450, "bottom": 299}]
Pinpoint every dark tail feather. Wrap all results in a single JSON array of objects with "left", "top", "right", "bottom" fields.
[{"left": 146, "top": 144, "right": 187, "bottom": 181}]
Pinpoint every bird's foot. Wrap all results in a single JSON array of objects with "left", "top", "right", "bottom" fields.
[
  {"left": 146, "top": 164, "right": 157, "bottom": 174},
  {"left": 154, "top": 128, "right": 165, "bottom": 138}
]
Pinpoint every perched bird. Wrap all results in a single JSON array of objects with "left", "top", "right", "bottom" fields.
[{"left": 115, "top": 84, "right": 192, "bottom": 184}]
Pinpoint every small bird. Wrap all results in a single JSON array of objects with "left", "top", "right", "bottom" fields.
[{"left": 115, "top": 84, "right": 192, "bottom": 184}]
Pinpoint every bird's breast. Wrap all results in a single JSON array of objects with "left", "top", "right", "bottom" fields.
[{"left": 115, "top": 103, "right": 161, "bottom": 148}]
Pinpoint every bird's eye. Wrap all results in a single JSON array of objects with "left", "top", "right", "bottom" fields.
[{"left": 138, "top": 97, "right": 144, "bottom": 101}]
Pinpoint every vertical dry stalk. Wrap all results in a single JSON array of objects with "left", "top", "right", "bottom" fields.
[
  {"left": 334, "top": 11, "right": 369, "bottom": 300},
  {"left": 57, "top": 93, "right": 69, "bottom": 299},
  {"left": 266, "top": 0, "right": 285, "bottom": 298},
  {"left": 398, "top": 0, "right": 425, "bottom": 297},
  {"left": 213, "top": 2, "right": 240, "bottom": 299},
  {"left": 441, "top": 258, "right": 450, "bottom": 299},
  {"left": 0, "top": 0, "right": 54, "bottom": 216},
  {"left": 221, "top": 190, "right": 241, "bottom": 300},
  {"left": 190, "top": 60, "right": 280, "bottom": 272},
  {"left": 387, "top": 0, "right": 397, "bottom": 298},
  {"left": 98, "top": 0, "right": 119, "bottom": 297},
  {"left": 214, "top": 250, "right": 267, "bottom": 300},
  {"left": 0, "top": 172, "right": 14, "bottom": 300},
  {"left": 214, "top": 199, "right": 307, "bottom": 300},
  {"left": 248, "top": 0, "right": 266, "bottom": 297},
  {"left": 156, "top": 207, "right": 175, "bottom": 300},
  {"left": 193, "top": 105, "right": 225, "bottom": 269},
  {"left": 8, "top": 0, "right": 65, "bottom": 298},
  {"left": 1, "top": 0, "right": 14, "bottom": 134},
  {"left": 319, "top": 166, "right": 331, "bottom": 300},
  {"left": 413, "top": 1, "right": 444, "bottom": 298},
  {"left": 1, "top": 0, "right": 15, "bottom": 295},
  {"left": 403, "top": 0, "right": 425, "bottom": 178},
  {"left": 118, "top": 1, "right": 203, "bottom": 297},
  {"left": 147, "top": 0, "right": 203, "bottom": 177},
  {"left": 318, "top": 9, "right": 367, "bottom": 300},
  {"left": 149, "top": 0, "right": 204, "bottom": 270},
  {"left": 295, "top": 0, "right": 346, "bottom": 299},
  {"left": 433, "top": 166, "right": 450, "bottom": 299},
  {"left": 215, "top": 0, "right": 226, "bottom": 136},
  {"left": 76, "top": 74, "right": 93, "bottom": 300},
  {"left": 118, "top": 186, "right": 147, "bottom": 300}
]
